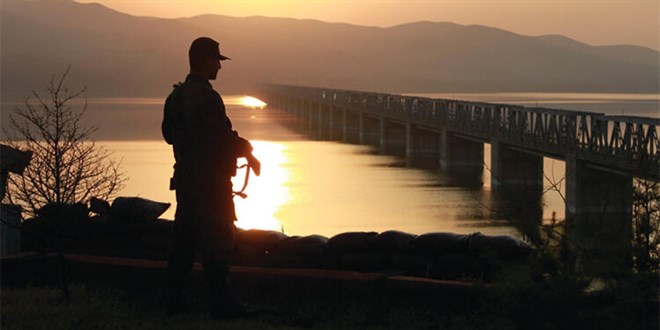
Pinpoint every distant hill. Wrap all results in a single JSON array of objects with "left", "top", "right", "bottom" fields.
[{"left": 2, "top": 0, "right": 658, "bottom": 99}]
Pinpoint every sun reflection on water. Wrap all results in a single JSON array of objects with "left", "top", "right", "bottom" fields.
[
  {"left": 223, "top": 95, "right": 268, "bottom": 109},
  {"left": 239, "top": 96, "right": 267, "bottom": 109},
  {"left": 232, "top": 141, "right": 288, "bottom": 231}
]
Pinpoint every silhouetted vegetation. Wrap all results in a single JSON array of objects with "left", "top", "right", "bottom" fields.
[
  {"left": 4, "top": 67, "right": 125, "bottom": 216},
  {"left": 632, "top": 178, "right": 660, "bottom": 272},
  {"left": 3, "top": 67, "right": 126, "bottom": 297}
]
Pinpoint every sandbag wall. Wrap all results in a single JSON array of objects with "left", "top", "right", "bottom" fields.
[
  {"left": 21, "top": 197, "right": 173, "bottom": 260},
  {"left": 235, "top": 229, "right": 534, "bottom": 281},
  {"left": 19, "top": 196, "right": 535, "bottom": 281}
]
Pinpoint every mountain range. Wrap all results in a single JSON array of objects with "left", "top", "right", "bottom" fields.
[{"left": 2, "top": 0, "right": 658, "bottom": 99}]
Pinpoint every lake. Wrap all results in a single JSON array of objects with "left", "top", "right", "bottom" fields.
[{"left": 3, "top": 93, "right": 657, "bottom": 237}]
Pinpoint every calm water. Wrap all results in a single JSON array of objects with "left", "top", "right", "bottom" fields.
[
  {"left": 106, "top": 138, "right": 536, "bottom": 238},
  {"left": 5, "top": 93, "right": 656, "bottom": 237}
]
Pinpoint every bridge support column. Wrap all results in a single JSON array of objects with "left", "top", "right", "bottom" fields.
[
  {"left": 379, "top": 117, "right": 387, "bottom": 154},
  {"left": 307, "top": 101, "right": 315, "bottom": 134},
  {"left": 359, "top": 113, "right": 366, "bottom": 144},
  {"left": 301, "top": 99, "right": 308, "bottom": 118},
  {"left": 317, "top": 103, "right": 324, "bottom": 140},
  {"left": 327, "top": 104, "right": 335, "bottom": 140},
  {"left": 358, "top": 115, "right": 380, "bottom": 147},
  {"left": 338, "top": 108, "right": 360, "bottom": 143},
  {"left": 491, "top": 141, "right": 543, "bottom": 239},
  {"left": 439, "top": 131, "right": 483, "bottom": 185},
  {"left": 300, "top": 99, "right": 307, "bottom": 133},
  {"left": 565, "top": 156, "right": 632, "bottom": 275},
  {"left": 379, "top": 119, "right": 406, "bottom": 157},
  {"left": 286, "top": 96, "right": 295, "bottom": 114},
  {"left": 275, "top": 94, "right": 282, "bottom": 109},
  {"left": 342, "top": 107, "right": 348, "bottom": 142},
  {"left": 346, "top": 110, "right": 360, "bottom": 143},
  {"left": 330, "top": 106, "right": 343, "bottom": 141},
  {"left": 406, "top": 122, "right": 440, "bottom": 168}
]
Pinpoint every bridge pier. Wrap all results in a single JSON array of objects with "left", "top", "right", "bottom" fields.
[
  {"left": 296, "top": 98, "right": 304, "bottom": 117},
  {"left": 406, "top": 123, "right": 440, "bottom": 168},
  {"left": 359, "top": 114, "right": 380, "bottom": 147},
  {"left": 490, "top": 141, "right": 543, "bottom": 238},
  {"left": 342, "top": 108, "right": 360, "bottom": 143},
  {"left": 285, "top": 95, "right": 294, "bottom": 113},
  {"left": 306, "top": 100, "right": 316, "bottom": 135},
  {"left": 328, "top": 105, "right": 342, "bottom": 141},
  {"left": 359, "top": 113, "right": 365, "bottom": 144},
  {"left": 565, "top": 156, "right": 633, "bottom": 275},
  {"left": 316, "top": 103, "right": 325, "bottom": 140},
  {"left": 439, "top": 131, "right": 484, "bottom": 185},
  {"left": 379, "top": 118, "right": 387, "bottom": 154},
  {"left": 379, "top": 119, "right": 406, "bottom": 157}
]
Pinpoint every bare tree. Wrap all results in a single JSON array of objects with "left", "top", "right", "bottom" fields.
[{"left": 3, "top": 67, "right": 125, "bottom": 215}]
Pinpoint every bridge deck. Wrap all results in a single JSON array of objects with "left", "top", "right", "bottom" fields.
[{"left": 262, "top": 85, "right": 659, "bottom": 179}]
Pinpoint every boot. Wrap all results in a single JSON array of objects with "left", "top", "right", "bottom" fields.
[{"left": 166, "top": 251, "right": 193, "bottom": 316}]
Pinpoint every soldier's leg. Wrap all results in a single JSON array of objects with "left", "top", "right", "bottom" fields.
[
  {"left": 199, "top": 217, "right": 238, "bottom": 318},
  {"left": 202, "top": 256, "right": 232, "bottom": 317},
  {"left": 166, "top": 220, "right": 196, "bottom": 314}
]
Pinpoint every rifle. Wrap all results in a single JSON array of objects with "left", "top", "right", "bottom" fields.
[{"left": 233, "top": 153, "right": 260, "bottom": 199}]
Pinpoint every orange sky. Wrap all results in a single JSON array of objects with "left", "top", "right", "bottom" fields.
[{"left": 74, "top": 0, "right": 659, "bottom": 50}]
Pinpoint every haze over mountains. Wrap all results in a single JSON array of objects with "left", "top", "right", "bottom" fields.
[{"left": 2, "top": 0, "right": 658, "bottom": 99}]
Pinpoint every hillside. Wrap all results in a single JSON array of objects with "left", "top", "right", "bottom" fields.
[{"left": 1, "top": 0, "right": 658, "bottom": 98}]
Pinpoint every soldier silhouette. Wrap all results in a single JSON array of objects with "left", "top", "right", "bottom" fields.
[{"left": 162, "top": 37, "right": 260, "bottom": 318}]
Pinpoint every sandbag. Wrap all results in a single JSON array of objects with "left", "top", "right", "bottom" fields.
[
  {"left": 233, "top": 242, "right": 270, "bottom": 266},
  {"left": 271, "top": 235, "right": 328, "bottom": 257},
  {"left": 140, "top": 233, "right": 172, "bottom": 250},
  {"left": 1, "top": 204, "right": 22, "bottom": 256},
  {"left": 413, "top": 232, "right": 471, "bottom": 256},
  {"left": 326, "top": 231, "right": 378, "bottom": 255},
  {"left": 234, "top": 229, "right": 288, "bottom": 251},
  {"left": 0, "top": 144, "right": 32, "bottom": 174},
  {"left": 263, "top": 255, "right": 325, "bottom": 269},
  {"left": 37, "top": 202, "right": 89, "bottom": 226},
  {"left": 109, "top": 197, "right": 170, "bottom": 222},
  {"left": 468, "top": 232, "right": 533, "bottom": 261},
  {"left": 339, "top": 252, "right": 389, "bottom": 271},
  {"left": 390, "top": 252, "right": 434, "bottom": 272},
  {"left": 371, "top": 230, "right": 418, "bottom": 254},
  {"left": 432, "top": 253, "right": 482, "bottom": 279},
  {"left": 90, "top": 197, "right": 111, "bottom": 215}
]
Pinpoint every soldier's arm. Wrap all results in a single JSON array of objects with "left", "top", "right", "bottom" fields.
[
  {"left": 191, "top": 90, "right": 235, "bottom": 145},
  {"left": 200, "top": 91, "right": 261, "bottom": 176}
]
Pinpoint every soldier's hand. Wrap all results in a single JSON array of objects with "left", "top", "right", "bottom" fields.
[{"left": 246, "top": 154, "right": 261, "bottom": 176}]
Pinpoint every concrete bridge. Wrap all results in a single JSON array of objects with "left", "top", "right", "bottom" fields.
[{"left": 256, "top": 84, "right": 660, "bottom": 273}]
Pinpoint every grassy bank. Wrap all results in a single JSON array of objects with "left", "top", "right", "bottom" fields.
[
  {"left": 1, "top": 283, "right": 277, "bottom": 330},
  {"left": 1, "top": 282, "right": 497, "bottom": 329},
  {"left": 3, "top": 276, "right": 658, "bottom": 329},
  {"left": 1, "top": 254, "right": 657, "bottom": 329}
]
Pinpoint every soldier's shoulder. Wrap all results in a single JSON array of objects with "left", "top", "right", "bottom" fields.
[
  {"left": 174, "top": 80, "right": 210, "bottom": 97},
  {"left": 189, "top": 80, "right": 218, "bottom": 94}
]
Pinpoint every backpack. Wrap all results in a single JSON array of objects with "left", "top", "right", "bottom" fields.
[{"left": 162, "top": 82, "right": 183, "bottom": 145}]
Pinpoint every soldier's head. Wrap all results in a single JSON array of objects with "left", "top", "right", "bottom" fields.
[{"left": 189, "top": 37, "right": 231, "bottom": 80}]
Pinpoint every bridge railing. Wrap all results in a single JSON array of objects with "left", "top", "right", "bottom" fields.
[{"left": 262, "top": 84, "right": 659, "bottom": 178}]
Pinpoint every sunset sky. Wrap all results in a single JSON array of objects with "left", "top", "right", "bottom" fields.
[{"left": 74, "top": 0, "right": 659, "bottom": 50}]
